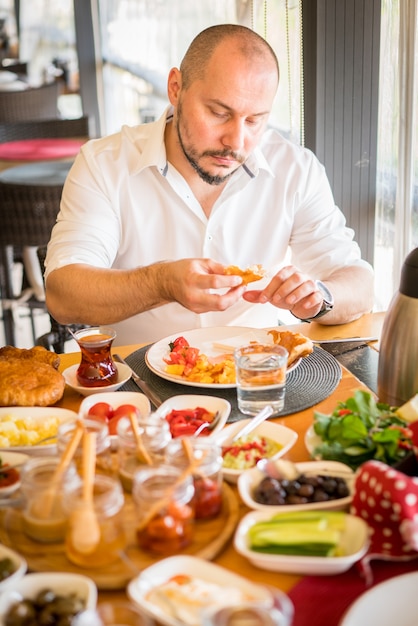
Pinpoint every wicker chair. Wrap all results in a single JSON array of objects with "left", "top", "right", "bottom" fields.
[
  {"left": 0, "top": 81, "right": 60, "bottom": 122},
  {"left": 0, "top": 116, "right": 91, "bottom": 143}
]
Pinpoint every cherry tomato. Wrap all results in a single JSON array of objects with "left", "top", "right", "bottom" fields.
[
  {"left": 108, "top": 404, "right": 140, "bottom": 436},
  {"left": 87, "top": 402, "right": 114, "bottom": 421}
]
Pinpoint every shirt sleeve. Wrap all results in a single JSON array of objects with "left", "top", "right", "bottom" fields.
[
  {"left": 287, "top": 151, "right": 372, "bottom": 277},
  {"left": 45, "top": 147, "right": 121, "bottom": 279}
]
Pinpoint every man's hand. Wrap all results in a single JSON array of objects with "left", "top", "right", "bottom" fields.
[
  {"left": 242, "top": 265, "right": 323, "bottom": 319},
  {"left": 158, "top": 258, "right": 247, "bottom": 313}
]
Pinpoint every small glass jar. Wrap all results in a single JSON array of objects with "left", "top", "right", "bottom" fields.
[
  {"left": 117, "top": 413, "right": 171, "bottom": 492},
  {"left": 57, "top": 419, "right": 114, "bottom": 476},
  {"left": 64, "top": 474, "right": 126, "bottom": 568},
  {"left": 132, "top": 465, "right": 195, "bottom": 555},
  {"left": 165, "top": 437, "right": 223, "bottom": 519},
  {"left": 20, "top": 456, "right": 81, "bottom": 543}
]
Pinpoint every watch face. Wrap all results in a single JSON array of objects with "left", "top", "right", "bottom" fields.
[{"left": 316, "top": 280, "right": 334, "bottom": 306}]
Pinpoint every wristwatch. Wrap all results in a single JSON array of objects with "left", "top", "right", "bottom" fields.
[{"left": 298, "top": 280, "right": 334, "bottom": 323}]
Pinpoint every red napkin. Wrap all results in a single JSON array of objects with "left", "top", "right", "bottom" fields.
[
  {"left": 287, "top": 559, "right": 418, "bottom": 626},
  {"left": 0, "top": 138, "right": 84, "bottom": 161}
]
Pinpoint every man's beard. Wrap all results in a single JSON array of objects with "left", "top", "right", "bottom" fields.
[{"left": 175, "top": 105, "right": 244, "bottom": 186}]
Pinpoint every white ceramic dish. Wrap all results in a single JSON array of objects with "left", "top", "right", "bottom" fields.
[
  {"left": 0, "top": 451, "right": 30, "bottom": 496},
  {"left": 127, "top": 555, "right": 272, "bottom": 626},
  {"left": 339, "top": 571, "right": 418, "bottom": 626},
  {"left": 0, "top": 544, "right": 27, "bottom": 594},
  {"left": 304, "top": 424, "right": 323, "bottom": 457},
  {"left": 80, "top": 391, "right": 152, "bottom": 450},
  {"left": 155, "top": 395, "right": 231, "bottom": 439},
  {"left": 237, "top": 460, "right": 355, "bottom": 513},
  {"left": 62, "top": 362, "right": 132, "bottom": 396},
  {"left": 145, "top": 326, "right": 300, "bottom": 389},
  {"left": 215, "top": 419, "right": 298, "bottom": 484},
  {"left": 0, "top": 407, "right": 78, "bottom": 455},
  {"left": 0, "top": 572, "right": 97, "bottom": 625},
  {"left": 234, "top": 510, "right": 369, "bottom": 575}
]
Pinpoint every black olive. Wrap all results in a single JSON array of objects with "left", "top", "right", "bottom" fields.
[{"left": 4, "top": 600, "right": 37, "bottom": 626}]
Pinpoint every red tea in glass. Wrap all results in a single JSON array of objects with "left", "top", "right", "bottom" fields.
[{"left": 74, "top": 327, "right": 118, "bottom": 387}]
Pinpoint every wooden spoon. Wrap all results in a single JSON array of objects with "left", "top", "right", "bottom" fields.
[
  {"left": 33, "top": 419, "right": 84, "bottom": 519},
  {"left": 129, "top": 411, "right": 152, "bottom": 465},
  {"left": 70, "top": 430, "right": 101, "bottom": 555}
]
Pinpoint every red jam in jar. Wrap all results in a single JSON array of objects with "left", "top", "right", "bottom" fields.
[
  {"left": 74, "top": 326, "right": 118, "bottom": 387},
  {"left": 132, "top": 465, "right": 195, "bottom": 555}
]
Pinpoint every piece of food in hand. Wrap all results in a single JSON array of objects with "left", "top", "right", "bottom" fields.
[
  {"left": 224, "top": 264, "right": 266, "bottom": 285},
  {"left": 268, "top": 329, "right": 314, "bottom": 366}
]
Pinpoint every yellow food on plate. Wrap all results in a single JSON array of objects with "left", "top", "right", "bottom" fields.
[
  {"left": 180, "top": 354, "right": 235, "bottom": 384},
  {"left": 0, "top": 414, "right": 61, "bottom": 447}
]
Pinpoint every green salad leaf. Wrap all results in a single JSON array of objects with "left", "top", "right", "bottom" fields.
[{"left": 312, "top": 390, "right": 413, "bottom": 469}]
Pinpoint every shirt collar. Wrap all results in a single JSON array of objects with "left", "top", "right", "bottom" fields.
[{"left": 128, "top": 105, "right": 275, "bottom": 179}]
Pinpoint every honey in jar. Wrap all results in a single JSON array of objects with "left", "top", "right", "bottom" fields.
[
  {"left": 64, "top": 474, "right": 126, "bottom": 567},
  {"left": 74, "top": 326, "right": 118, "bottom": 387},
  {"left": 20, "top": 457, "right": 81, "bottom": 543}
]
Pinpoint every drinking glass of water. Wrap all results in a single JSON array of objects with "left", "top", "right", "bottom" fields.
[{"left": 234, "top": 344, "right": 288, "bottom": 416}]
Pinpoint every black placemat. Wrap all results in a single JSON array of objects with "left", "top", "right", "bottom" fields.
[{"left": 119, "top": 345, "right": 342, "bottom": 422}]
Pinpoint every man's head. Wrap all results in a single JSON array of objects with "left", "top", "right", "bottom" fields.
[{"left": 167, "top": 24, "right": 279, "bottom": 186}]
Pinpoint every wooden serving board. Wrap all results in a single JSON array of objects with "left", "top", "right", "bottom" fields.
[{"left": 0, "top": 483, "right": 239, "bottom": 590}]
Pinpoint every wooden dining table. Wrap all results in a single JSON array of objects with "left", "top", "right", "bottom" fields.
[{"left": 49, "top": 311, "right": 388, "bottom": 615}]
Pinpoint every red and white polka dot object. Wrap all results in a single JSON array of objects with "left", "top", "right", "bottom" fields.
[{"left": 351, "top": 460, "right": 418, "bottom": 560}]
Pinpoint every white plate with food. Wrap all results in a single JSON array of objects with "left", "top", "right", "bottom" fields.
[
  {"left": 215, "top": 419, "right": 298, "bottom": 484},
  {"left": 339, "top": 571, "right": 418, "bottom": 626},
  {"left": 0, "top": 407, "right": 77, "bottom": 455},
  {"left": 234, "top": 510, "right": 369, "bottom": 575},
  {"left": 145, "top": 326, "right": 302, "bottom": 389},
  {"left": 62, "top": 362, "right": 132, "bottom": 396},
  {"left": 0, "top": 451, "right": 30, "bottom": 496},
  {"left": 237, "top": 460, "right": 355, "bottom": 513},
  {"left": 127, "top": 555, "right": 272, "bottom": 626}
]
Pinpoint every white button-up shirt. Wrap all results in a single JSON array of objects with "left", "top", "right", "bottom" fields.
[{"left": 46, "top": 107, "right": 371, "bottom": 345}]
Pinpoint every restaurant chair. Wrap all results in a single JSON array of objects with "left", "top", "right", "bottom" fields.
[
  {"left": 34, "top": 246, "right": 85, "bottom": 353},
  {"left": 1, "top": 59, "right": 28, "bottom": 77},
  {"left": 0, "top": 80, "right": 60, "bottom": 122},
  {"left": 0, "top": 170, "right": 65, "bottom": 347},
  {"left": 0, "top": 115, "right": 91, "bottom": 143}
]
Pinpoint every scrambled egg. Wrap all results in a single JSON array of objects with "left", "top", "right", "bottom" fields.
[{"left": 0, "top": 415, "right": 61, "bottom": 447}]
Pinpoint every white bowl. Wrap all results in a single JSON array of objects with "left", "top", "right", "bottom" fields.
[
  {"left": 0, "top": 544, "right": 27, "bottom": 593},
  {"left": 0, "top": 572, "right": 97, "bottom": 624},
  {"left": 214, "top": 419, "right": 298, "bottom": 484},
  {"left": 155, "top": 395, "right": 231, "bottom": 439},
  {"left": 0, "top": 451, "right": 30, "bottom": 496},
  {"left": 79, "top": 390, "right": 151, "bottom": 419},
  {"left": 234, "top": 510, "right": 369, "bottom": 575},
  {"left": 80, "top": 391, "right": 151, "bottom": 450},
  {"left": 62, "top": 362, "right": 132, "bottom": 396},
  {"left": 127, "top": 555, "right": 272, "bottom": 626},
  {"left": 0, "top": 407, "right": 78, "bottom": 455},
  {"left": 237, "top": 460, "right": 355, "bottom": 513}
]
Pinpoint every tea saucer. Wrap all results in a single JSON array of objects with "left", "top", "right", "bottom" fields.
[{"left": 62, "top": 362, "right": 132, "bottom": 396}]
